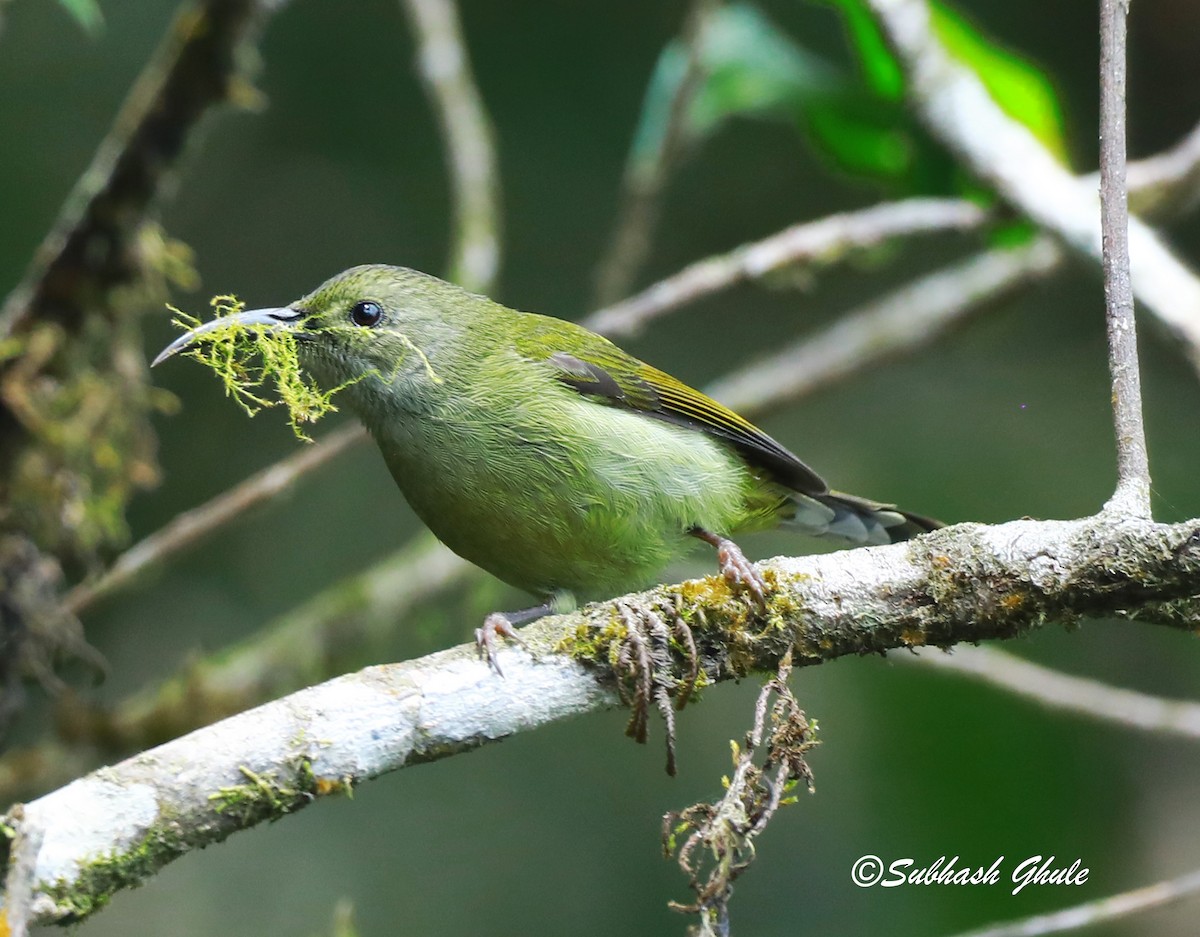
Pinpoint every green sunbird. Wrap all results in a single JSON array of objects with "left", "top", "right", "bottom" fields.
[{"left": 155, "top": 265, "right": 940, "bottom": 668}]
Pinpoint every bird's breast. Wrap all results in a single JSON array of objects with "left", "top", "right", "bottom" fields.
[{"left": 369, "top": 386, "right": 767, "bottom": 597}]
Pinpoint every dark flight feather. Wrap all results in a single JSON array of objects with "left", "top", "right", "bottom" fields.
[{"left": 517, "top": 320, "right": 829, "bottom": 496}]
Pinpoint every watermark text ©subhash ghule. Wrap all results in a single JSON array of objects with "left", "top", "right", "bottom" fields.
[{"left": 851, "top": 854, "right": 1089, "bottom": 895}]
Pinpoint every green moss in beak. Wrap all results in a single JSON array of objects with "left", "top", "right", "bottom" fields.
[{"left": 156, "top": 295, "right": 357, "bottom": 441}]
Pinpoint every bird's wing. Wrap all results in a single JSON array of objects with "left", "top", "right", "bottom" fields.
[{"left": 515, "top": 316, "right": 828, "bottom": 496}]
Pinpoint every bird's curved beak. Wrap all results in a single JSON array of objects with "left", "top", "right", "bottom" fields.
[{"left": 151, "top": 307, "right": 304, "bottom": 367}]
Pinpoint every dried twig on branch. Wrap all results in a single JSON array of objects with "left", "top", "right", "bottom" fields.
[{"left": 664, "top": 652, "right": 816, "bottom": 936}]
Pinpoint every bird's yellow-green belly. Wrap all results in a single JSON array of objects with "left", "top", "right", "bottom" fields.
[{"left": 377, "top": 398, "right": 774, "bottom": 598}]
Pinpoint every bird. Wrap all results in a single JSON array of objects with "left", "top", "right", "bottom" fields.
[{"left": 154, "top": 264, "right": 941, "bottom": 670}]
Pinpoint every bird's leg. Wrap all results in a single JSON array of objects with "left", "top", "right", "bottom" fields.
[
  {"left": 690, "top": 526, "right": 767, "bottom": 607},
  {"left": 475, "top": 600, "right": 554, "bottom": 676}
]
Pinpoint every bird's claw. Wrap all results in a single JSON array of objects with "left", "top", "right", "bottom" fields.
[
  {"left": 715, "top": 538, "right": 767, "bottom": 608},
  {"left": 475, "top": 613, "right": 530, "bottom": 677}
]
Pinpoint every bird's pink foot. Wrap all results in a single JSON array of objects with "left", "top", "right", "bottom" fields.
[
  {"left": 716, "top": 538, "right": 767, "bottom": 606},
  {"left": 691, "top": 527, "right": 767, "bottom": 607},
  {"left": 475, "top": 613, "right": 528, "bottom": 677},
  {"left": 475, "top": 601, "right": 553, "bottom": 676}
]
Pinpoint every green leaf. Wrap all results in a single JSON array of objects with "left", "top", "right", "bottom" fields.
[
  {"left": 824, "top": 0, "right": 903, "bottom": 100},
  {"left": 930, "top": 3, "right": 1068, "bottom": 162},
  {"left": 630, "top": 3, "right": 841, "bottom": 168},
  {"left": 626, "top": 0, "right": 1068, "bottom": 194},
  {"left": 988, "top": 217, "right": 1039, "bottom": 248},
  {"left": 59, "top": 0, "right": 104, "bottom": 36},
  {"left": 826, "top": 0, "right": 1068, "bottom": 164},
  {"left": 803, "top": 100, "right": 913, "bottom": 181}
]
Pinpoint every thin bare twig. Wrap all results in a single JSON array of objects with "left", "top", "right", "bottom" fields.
[
  {"left": 945, "top": 866, "right": 1200, "bottom": 937},
  {"left": 907, "top": 645, "right": 1200, "bottom": 739},
  {"left": 585, "top": 198, "right": 990, "bottom": 338},
  {"left": 1125, "top": 118, "right": 1200, "bottom": 216},
  {"left": 590, "top": 118, "right": 1200, "bottom": 343},
  {"left": 401, "top": 0, "right": 502, "bottom": 294},
  {"left": 1099, "top": 0, "right": 1151, "bottom": 516},
  {"left": 1, "top": 806, "right": 42, "bottom": 937},
  {"left": 64, "top": 423, "right": 366, "bottom": 616},
  {"left": 592, "top": 0, "right": 719, "bottom": 307},
  {"left": 706, "top": 238, "right": 1062, "bottom": 416}
]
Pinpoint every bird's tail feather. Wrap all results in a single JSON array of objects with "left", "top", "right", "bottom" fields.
[{"left": 784, "top": 490, "right": 942, "bottom": 546}]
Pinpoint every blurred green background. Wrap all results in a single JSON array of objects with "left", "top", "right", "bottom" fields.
[{"left": 4, "top": 0, "right": 1200, "bottom": 934}]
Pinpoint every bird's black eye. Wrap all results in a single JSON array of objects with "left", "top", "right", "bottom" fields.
[{"left": 350, "top": 300, "right": 384, "bottom": 328}]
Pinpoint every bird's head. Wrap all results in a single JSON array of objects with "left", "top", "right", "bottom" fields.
[{"left": 154, "top": 265, "right": 482, "bottom": 411}]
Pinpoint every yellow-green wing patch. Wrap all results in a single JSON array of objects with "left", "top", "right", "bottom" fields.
[{"left": 517, "top": 317, "right": 828, "bottom": 495}]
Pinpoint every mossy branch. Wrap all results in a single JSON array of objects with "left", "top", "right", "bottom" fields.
[
  {"left": 2, "top": 511, "right": 1198, "bottom": 929},
  {"left": 0, "top": 0, "right": 282, "bottom": 558},
  {"left": 0, "top": 0, "right": 285, "bottom": 725},
  {"left": 0, "top": 0, "right": 276, "bottom": 340}
]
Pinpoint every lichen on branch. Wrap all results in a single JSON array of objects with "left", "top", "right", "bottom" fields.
[{"left": 3, "top": 513, "right": 1200, "bottom": 928}]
